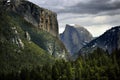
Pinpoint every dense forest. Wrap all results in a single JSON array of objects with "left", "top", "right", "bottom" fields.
[{"left": 0, "top": 48, "right": 120, "bottom": 80}]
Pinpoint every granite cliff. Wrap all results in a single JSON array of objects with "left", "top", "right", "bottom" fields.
[
  {"left": 0, "top": 0, "right": 68, "bottom": 60},
  {"left": 7, "top": 0, "right": 58, "bottom": 37},
  {"left": 60, "top": 24, "right": 93, "bottom": 55}
]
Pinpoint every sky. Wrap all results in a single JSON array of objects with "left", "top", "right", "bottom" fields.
[{"left": 29, "top": 0, "right": 120, "bottom": 37}]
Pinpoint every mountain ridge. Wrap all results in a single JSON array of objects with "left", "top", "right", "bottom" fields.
[{"left": 78, "top": 26, "right": 120, "bottom": 57}]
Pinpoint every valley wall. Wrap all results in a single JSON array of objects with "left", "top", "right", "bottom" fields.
[{"left": 8, "top": 0, "right": 58, "bottom": 37}]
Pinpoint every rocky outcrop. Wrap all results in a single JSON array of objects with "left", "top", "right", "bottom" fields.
[
  {"left": 7, "top": 0, "right": 58, "bottom": 37},
  {"left": 60, "top": 24, "right": 93, "bottom": 55},
  {"left": 2, "top": 0, "right": 67, "bottom": 59},
  {"left": 25, "top": 31, "right": 31, "bottom": 41},
  {"left": 0, "top": 12, "right": 56, "bottom": 72},
  {"left": 11, "top": 27, "right": 24, "bottom": 49},
  {"left": 46, "top": 40, "right": 66, "bottom": 58}
]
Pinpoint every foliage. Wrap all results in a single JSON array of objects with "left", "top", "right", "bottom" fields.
[
  {"left": 8, "top": 11, "right": 67, "bottom": 57},
  {"left": 1, "top": 48, "right": 120, "bottom": 80},
  {"left": 0, "top": 11, "right": 54, "bottom": 74}
]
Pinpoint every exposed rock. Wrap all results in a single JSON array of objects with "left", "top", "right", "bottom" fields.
[
  {"left": 45, "top": 38, "right": 67, "bottom": 59},
  {"left": 0, "top": 12, "right": 56, "bottom": 72},
  {"left": 8, "top": 0, "right": 58, "bottom": 37},
  {"left": 25, "top": 31, "right": 31, "bottom": 41},
  {"left": 3, "top": 0, "right": 67, "bottom": 59},
  {"left": 60, "top": 24, "right": 93, "bottom": 55},
  {"left": 11, "top": 27, "right": 24, "bottom": 49}
]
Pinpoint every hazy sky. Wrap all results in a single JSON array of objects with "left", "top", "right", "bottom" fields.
[{"left": 29, "top": 0, "right": 120, "bottom": 37}]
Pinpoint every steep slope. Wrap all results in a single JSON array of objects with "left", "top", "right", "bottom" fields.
[
  {"left": 0, "top": 12, "right": 54, "bottom": 73},
  {"left": 9, "top": 12, "right": 67, "bottom": 58},
  {"left": 60, "top": 24, "right": 93, "bottom": 55},
  {"left": 0, "top": 0, "right": 67, "bottom": 73},
  {"left": 78, "top": 26, "right": 120, "bottom": 56},
  {"left": 7, "top": 0, "right": 58, "bottom": 37},
  {"left": 5, "top": 0, "right": 67, "bottom": 58}
]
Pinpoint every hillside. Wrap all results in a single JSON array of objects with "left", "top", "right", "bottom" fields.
[
  {"left": 0, "top": 0, "right": 68, "bottom": 74},
  {"left": 0, "top": 12, "right": 54, "bottom": 73}
]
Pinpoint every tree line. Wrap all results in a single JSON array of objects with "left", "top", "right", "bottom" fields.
[{"left": 0, "top": 48, "right": 120, "bottom": 80}]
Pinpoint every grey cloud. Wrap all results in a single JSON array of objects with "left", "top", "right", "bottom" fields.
[
  {"left": 29, "top": 0, "right": 120, "bottom": 15},
  {"left": 58, "top": 15, "right": 88, "bottom": 21},
  {"left": 57, "top": 0, "right": 120, "bottom": 15}
]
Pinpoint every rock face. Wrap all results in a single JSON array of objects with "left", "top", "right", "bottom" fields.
[
  {"left": 25, "top": 31, "right": 31, "bottom": 41},
  {"left": 2, "top": 0, "right": 67, "bottom": 59},
  {"left": 8, "top": 0, "right": 58, "bottom": 37},
  {"left": 60, "top": 24, "right": 93, "bottom": 55},
  {"left": 11, "top": 26, "right": 24, "bottom": 49},
  {"left": 0, "top": 12, "right": 55, "bottom": 72},
  {"left": 78, "top": 26, "right": 120, "bottom": 55}
]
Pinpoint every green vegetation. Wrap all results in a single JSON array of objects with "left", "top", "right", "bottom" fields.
[
  {"left": 0, "top": 11, "right": 54, "bottom": 74},
  {"left": 1, "top": 45, "right": 120, "bottom": 80},
  {"left": 74, "top": 48, "right": 120, "bottom": 80},
  {"left": 8, "top": 11, "right": 67, "bottom": 57},
  {"left": 0, "top": 4, "right": 67, "bottom": 76}
]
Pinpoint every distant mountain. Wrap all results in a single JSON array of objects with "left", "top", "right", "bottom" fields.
[
  {"left": 60, "top": 24, "right": 93, "bottom": 55},
  {"left": 78, "top": 26, "right": 120, "bottom": 56}
]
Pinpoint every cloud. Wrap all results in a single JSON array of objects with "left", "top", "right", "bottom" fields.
[
  {"left": 29, "top": 0, "right": 120, "bottom": 16},
  {"left": 28, "top": 0, "right": 120, "bottom": 16},
  {"left": 58, "top": 0, "right": 120, "bottom": 15},
  {"left": 84, "top": 25, "right": 112, "bottom": 37}
]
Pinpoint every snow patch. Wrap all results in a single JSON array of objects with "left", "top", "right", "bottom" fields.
[
  {"left": 81, "top": 31, "right": 83, "bottom": 33},
  {"left": 69, "top": 24, "right": 75, "bottom": 26},
  {"left": 92, "top": 43, "right": 97, "bottom": 48},
  {"left": 112, "top": 29, "right": 115, "bottom": 32},
  {"left": 7, "top": 0, "right": 10, "bottom": 3}
]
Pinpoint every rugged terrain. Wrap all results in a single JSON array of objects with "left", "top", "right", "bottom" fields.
[
  {"left": 78, "top": 26, "right": 120, "bottom": 56},
  {"left": 0, "top": 0, "right": 68, "bottom": 73},
  {"left": 60, "top": 24, "right": 93, "bottom": 55}
]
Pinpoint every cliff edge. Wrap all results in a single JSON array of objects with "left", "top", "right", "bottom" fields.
[{"left": 6, "top": 0, "right": 58, "bottom": 37}]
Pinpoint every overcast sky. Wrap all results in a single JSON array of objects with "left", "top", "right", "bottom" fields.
[{"left": 29, "top": 0, "right": 120, "bottom": 37}]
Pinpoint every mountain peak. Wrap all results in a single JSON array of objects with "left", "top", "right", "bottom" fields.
[
  {"left": 60, "top": 24, "right": 93, "bottom": 55},
  {"left": 66, "top": 24, "right": 83, "bottom": 28},
  {"left": 66, "top": 24, "right": 75, "bottom": 26}
]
